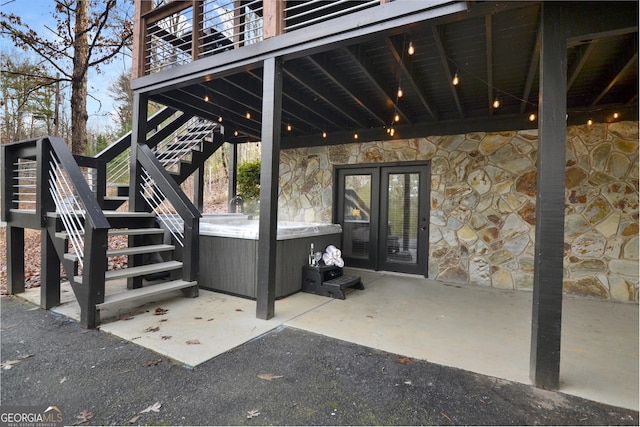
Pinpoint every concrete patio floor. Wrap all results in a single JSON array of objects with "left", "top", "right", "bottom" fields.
[{"left": 18, "top": 268, "right": 639, "bottom": 411}]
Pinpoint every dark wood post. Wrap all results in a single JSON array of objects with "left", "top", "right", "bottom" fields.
[
  {"left": 530, "top": 2, "right": 567, "bottom": 390},
  {"left": 228, "top": 143, "right": 238, "bottom": 212},
  {"left": 256, "top": 57, "right": 283, "bottom": 320},
  {"left": 6, "top": 226, "right": 25, "bottom": 295},
  {"left": 128, "top": 93, "right": 149, "bottom": 289}
]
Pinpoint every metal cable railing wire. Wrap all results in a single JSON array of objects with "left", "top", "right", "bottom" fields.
[
  {"left": 12, "top": 160, "right": 38, "bottom": 208},
  {"left": 48, "top": 158, "right": 86, "bottom": 267},
  {"left": 140, "top": 169, "right": 185, "bottom": 247},
  {"left": 284, "top": 0, "right": 379, "bottom": 32}
]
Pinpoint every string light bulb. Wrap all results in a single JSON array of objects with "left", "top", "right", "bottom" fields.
[
  {"left": 528, "top": 113, "right": 536, "bottom": 122},
  {"left": 587, "top": 118, "right": 593, "bottom": 126},
  {"left": 246, "top": 112, "right": 251, "bottom": 119},
  {"left": 394, "top": 113, "right": 400, "bottom": 122},
  {"left": 492, "top": 99, "right": 500, "bottom": 109},
  {"left": 452, "top": 72, "right": 459, "bottom": 86},
  {"left": 354, "top": 133, "right": 359, "bottom": 139},
  {"left": 613, "top": 112, "right": 619, "bottom": 119},
  {"left": 397, "top": 86, "right": 403, "bottom": 98},
  {"left": 218, "top": 116, "right": 223, "bottom": 122},
  {"left": 204, "top": 95, "right": 209, "bottom": 102},
  {"left": 322, "top": 131, "right": 327, "bottom": 138},
  {"left": 408, "top": 41, "right": 415, "bottom": 56},
  {"left": 286, "top": 124, "right": 292, "bottom": 131},
  {"left": 233, "top": 130, "right": 239, "bottom": 137},
  {"left": 389, "top": 128, "right": 395, "bottom": 137}
]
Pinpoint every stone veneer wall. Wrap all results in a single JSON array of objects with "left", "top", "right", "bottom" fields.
[{"left": 278, "top": 121, "right": 639, "bottom": 302}]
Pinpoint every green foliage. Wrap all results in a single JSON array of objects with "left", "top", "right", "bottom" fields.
[{"left": 237, "top": 159, "right": 261, "bottom": 200}]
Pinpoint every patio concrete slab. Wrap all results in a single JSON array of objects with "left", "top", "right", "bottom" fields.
[{"left": 17, "top": 268, "right": 638, "bottom": 411}]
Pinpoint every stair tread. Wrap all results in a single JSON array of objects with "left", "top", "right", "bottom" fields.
[
  {"left": 96, "top": 279, "right": 197, "bottom": 309},
  {"left": 74, "top": 260, "right": 182, "bottom": 284},
  {"left": 63, "top": 244, "right": 175, "bottom": 262},
  {"left": 55, "top": 228, "right": 165, "bottom": 239}
]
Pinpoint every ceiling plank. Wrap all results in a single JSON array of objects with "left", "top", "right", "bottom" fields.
[
  {"left": 384, "top": 38, "right": 438, "bottom": 120},
  {"left": 342, "top": 46, "right": 412, "bottom": 124},
  {"left": 431, "top": 25, "right": 464, "bottom": 119},
  {"left": 245, "top": 69, "right": 330, "bottom": 134},
  {"left": 591, "top": 52, "right": 638, "bottom": 107},
  {"left": 305, "top": 54, "right": 387, "bottom": 126},
  {"left": 284, "top": 63, "right": 366, "bottom": 129}
]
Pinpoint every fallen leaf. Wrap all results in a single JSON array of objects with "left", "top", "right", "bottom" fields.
[
  {"left": 1, "top": 360, "right": 23, "bottom": 369},
  {"left": 194, "top": 316, "right": 203, "bottom": 320},
  {"left": 154, "top": 307, "right": 169, "bottom": 315},
  {"left": 441, "top": 411, "right": 453, "bottom": 423},
  {"left": 60, "top": 376, "right": 68, "bottom": 384},
  {"left": 18, "top": 354, "right": 34, "bottom": 360},
  {"left": 144, "top": 326, "right": 160, "bottom": 333},
  {"left": 140, "top": 402, "right": 162, "bottom": 414},
  {"left": 128, "top": 415, "right": 141, "bottom": 424},
  {"left": 246, "top": 409, "right": 260, "bottom": 419},
  {"left": 73, "top": 410, "right": 94, "bottom": 425},
  {"left": 159, "top": 319, "right": 168, "bottom": 322},
  {"left": 161, "top": 336, "right": 172, "bottom": 340},
  {"left": 207, "top": 318, "right": 215, "bottom": 321},
  {"left": 186, "top": 340, "right": 201, "bottom": 345},
  {"left": 258, "top": 373, "right": 283, "bottom": 381},
  {"left": 145, "top": 359, "right": 162, "bottom": 366},
  {"left": 235, "top": 308, "right": 243, "bottom": 312},
  {"left": 398, "top": 356, "right": 414, "bottom": 365}
]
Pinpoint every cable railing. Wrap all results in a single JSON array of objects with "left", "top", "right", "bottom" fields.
[
  {"left": 48, "top": 153, "right": 87, "bottom": 267},
  {"left": 155, "top": 117, "right": 218, "bottom": 173},
  {"left": 145, "top": 4, "right": 194, "bottom": 74},
  {"left": 140, "top": 168, "right": 185, "bottom": 246},
  {"left": 12, "top": 159, "right": 37, "bottom": 211},
  {"left": 284, "top": 0, "right": 381, "bottom": 32},
  {"left": 198, "top": 0, "right": 263, "bottom": 58}
]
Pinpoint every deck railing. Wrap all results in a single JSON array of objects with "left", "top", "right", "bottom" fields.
[{"left": 139, "top": 0, "right": 383, "bottom": 76}]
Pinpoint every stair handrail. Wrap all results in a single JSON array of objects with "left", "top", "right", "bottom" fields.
[
  {"left": 136, "top": 143, "right": 200, "bottom": 282},
  {"left": 47, "top": 137, "right": 110, "bottom": 264}
]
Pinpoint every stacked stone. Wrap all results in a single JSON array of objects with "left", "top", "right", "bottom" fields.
[{"left": 279, "top": 121, "right": 638, "bottom": 302}]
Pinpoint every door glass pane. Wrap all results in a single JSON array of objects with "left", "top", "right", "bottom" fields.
[
  {"left": 385, "top": 173, "right": 418, "bottom": 264},
  {"left": 342, "top": 175, "right": 371, "bottom": 260}
]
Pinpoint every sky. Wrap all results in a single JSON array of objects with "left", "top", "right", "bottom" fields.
[{"left": 1, "top": 0, "right": 132, "bottom": 133}]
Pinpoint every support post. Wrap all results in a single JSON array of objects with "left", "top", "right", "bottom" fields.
[
  {"left": 40, "top": 228, "right": 61, "bottom": 309},
  {"left": 194, "top": 165, "right": 204, "bottom": 212},
  {"left": 256, "top": 57, "right": 283, "bottom": 320},
  {"left": 228, "top": 143, "right": 238, "bottom": 212},
  {"left": 6, "top": 226, "right": 25, "bottom": 294},
  {"left": 128, "top": 93, "right": 149, "bottom": 289},
  {"left": 530, "top": 2, "right": 567, "bottom": 390}
]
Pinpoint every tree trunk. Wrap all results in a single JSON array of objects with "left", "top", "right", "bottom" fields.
[{"left": 71, "top": 0, "right": 89, "bottom": 155}]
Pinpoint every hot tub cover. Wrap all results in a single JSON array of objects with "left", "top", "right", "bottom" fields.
[{"left": 199, "top": 219, "right": 342, "bottom": 240}]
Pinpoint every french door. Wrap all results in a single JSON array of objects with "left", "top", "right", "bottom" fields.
[{"left": 335, "top": 163, "right": 430, "bottom": 275}]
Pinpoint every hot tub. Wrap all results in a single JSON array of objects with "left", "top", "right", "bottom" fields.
[{"left": 198, "top": 216, "right": 342, "bottom": 299}]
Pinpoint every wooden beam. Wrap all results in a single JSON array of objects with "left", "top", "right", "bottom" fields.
[
  {"left": 342, "top": 46, "right": 411, "bottom": 124},
  {"left": 530, "top": 1, "right": 567, "bottom": 390},
  {"left": 263, "top": 0, "right": 285, "bottom": 39},
  {"left": 431, "top": 25, "right": 464, "bottom": 119},
  {"left": 520, "top": 14, "right": 542, "bottom": 114},
  {"left": 132, "top": 0, "right": 152, "bottom": 79},
  {"left": 385, "top": 38, "right": 438, "bottom": 120},
  {"left": 591, "top": 52, "right": 638, "bottom": 107},
  {"left": 256, "top": 57, "right": 283, "bottom": 320},
  {"left": 485, "top": 15, "right": 494, "bottom": 116},
  {"left": 567, "top": 41, "right": 597, "bottom": 91}
]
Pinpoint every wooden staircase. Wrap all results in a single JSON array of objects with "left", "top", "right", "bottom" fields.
[
  {"left": 2, "top": 110, "right": 224, "bottom": 328},
  {"left": 50, "top": 210, "right": 198, "bottom": 319}
]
